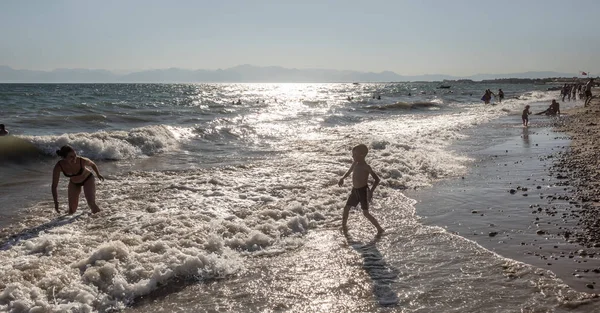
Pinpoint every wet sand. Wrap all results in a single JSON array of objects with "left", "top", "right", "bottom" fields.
[{"left": 410, "top": 97, "right": 600, "bottom": 293}]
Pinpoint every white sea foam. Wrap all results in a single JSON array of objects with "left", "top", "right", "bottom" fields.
[
  {"left": 18, "top": 125, "right": 179, "bottom": 160},
  {"left": 1, "top": 88, "right": 588, "bottom": 312}
]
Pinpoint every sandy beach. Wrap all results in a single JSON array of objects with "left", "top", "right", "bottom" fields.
[{"left": 555, "top": 95, "right": 600, "bottom": 248}]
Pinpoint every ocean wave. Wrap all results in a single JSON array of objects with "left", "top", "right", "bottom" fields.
[
  {"left": 0, "top": 162, "right": 323, "bottom": 312},
  {"left": 0, "top": 136, "right": 45, "bottom": 163},
  {"left": 365, "top": 101, "right": 440, "bottom": 111},
  {"left": 193, "top": 119, "right": 258, "bottom": 143},
  {"left": 15, "top": 125, "right": 179, "bottom": 160}
]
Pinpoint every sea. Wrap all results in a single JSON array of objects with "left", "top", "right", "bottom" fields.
[{"left": 1, "top": 82, "right": 599, "bottom": 312}]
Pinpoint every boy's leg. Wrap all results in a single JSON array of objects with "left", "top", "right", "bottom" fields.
[
  {"left": 341, "top": 206, "right": 351, "bottom": 232},
  {"left": 362, "top": 210, "right": 384, "bottom": 234}
]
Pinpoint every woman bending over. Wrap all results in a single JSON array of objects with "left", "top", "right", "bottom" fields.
[{"left": 52, "top": 145, "right": 104, "bottom": 214}]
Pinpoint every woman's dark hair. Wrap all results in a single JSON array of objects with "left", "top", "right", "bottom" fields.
[{"left": 56, "top": 145, "right": 75, "bottom": 158}]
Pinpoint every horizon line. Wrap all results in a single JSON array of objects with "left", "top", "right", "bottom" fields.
[{"left": 1, "top": 64, "right": 590, "bottom": 78}]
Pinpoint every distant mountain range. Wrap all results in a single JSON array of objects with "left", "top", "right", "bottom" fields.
[{"left": 0, "top": 64, "right": 582, "bottom": 83}]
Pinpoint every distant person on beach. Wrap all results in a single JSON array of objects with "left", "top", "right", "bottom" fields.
[
  {"left": 562, "top": 84, "right": 572, "bottom": 101},
  {"left": 584, "top": 79, "right": 594, "bottom": 107},
  {"left": 0, "top": 124, "right": 8, "bottom": 136},
  {"left": 536, "top": 100, "right": 560, "bottom": 116},
  {"left": 338, "top": 144, "right": 384, "bottom": 235},
  {"left": 498, "top": 89, "right": 504, "bottom": 103},
  {"left": 550, "top": 100, "right": 560, "bottom": 115},
  {"left": 522, "top": 105, "right": 531, "bottom": 127},
  {"left": 52, "top": 145, "right": 104, "bottom": 214}
]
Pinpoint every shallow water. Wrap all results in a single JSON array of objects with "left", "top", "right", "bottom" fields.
[{"left": 2, "top": 83, "right": 595, "bottom": 312}]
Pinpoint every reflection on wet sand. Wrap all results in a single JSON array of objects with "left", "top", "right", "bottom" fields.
[{"left": 522, "top": 126, "right": 530, "bottom": 146}]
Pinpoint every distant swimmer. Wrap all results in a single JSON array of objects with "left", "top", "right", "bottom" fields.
[
  {"left": 52, "top": 145, "right": 105, "bottom": 214},
  {"left": 0, "top": 124, "right": 8, "bottom": 136},
  {"left": 338, "top": 144, "right": 384, "bottom": 235},
  {"left": 522, "top": 105, "right": 531, "bottom": 127},
  {"left": 481, "top": 90, "right": 490, "bottom": 104},
  {"left": 481, "top": 89, "right": 495, "bottom": 104},
  {"left": 498, "top": 89, "right": 504, "bottom": 103},
  {"left": 236, "top": 99, "right": 242, "bottom": 105},
  {"left": 377, "top": 95, "right": 381, "bottom": 100}
]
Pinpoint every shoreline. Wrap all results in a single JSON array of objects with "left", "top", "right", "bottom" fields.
[{"left": 408, "top": 100, "right": 600, "bottom": 293}]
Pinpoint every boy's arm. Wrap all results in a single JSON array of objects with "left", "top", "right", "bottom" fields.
[
  {"left": 338, "top": 162, "right": 356, "bottom": 187},
  {"left": 367, "top": 166, "right": 380, "bottom": 202},
  {"left": 368, "top": 166, "right": 380, "bottom": 193}
]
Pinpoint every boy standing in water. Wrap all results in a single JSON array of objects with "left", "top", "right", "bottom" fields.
[
  {"left": 338, "top": 144, "right": 385, "bottom": 235},
  {"left": 522, "top": 105, "right": 531, "bottom": 127}
]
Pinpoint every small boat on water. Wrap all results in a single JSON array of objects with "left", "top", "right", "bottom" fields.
[{"left": 438, "top": 85, "right": 451, "bottom": 89}]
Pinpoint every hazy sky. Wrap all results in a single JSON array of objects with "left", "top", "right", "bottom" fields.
[{"left": 1, "top": 0, "right": 598, "bottom": 76}]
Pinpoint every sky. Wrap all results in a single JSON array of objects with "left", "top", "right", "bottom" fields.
[{"left": 1, "top": 0, "right": 598, "bottom": 76}]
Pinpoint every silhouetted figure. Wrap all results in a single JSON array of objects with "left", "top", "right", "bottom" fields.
[
  {"left": 481, "top": 89, "right": 495, "bottom": 104},
  {"left": 584, "top": 79, "right": 594, "bottom": 107},
  {"left": 536, "top": 99, "right": 560, "bottom": 116},
  {"left": 522, "top": 105, "right": 531, "bottom": 127},
  {"left": 0, "top": 124, "right": 8, "bottom": 136},
  {"left": 338, "top": 144, "right": 384, "bottom": 235}
]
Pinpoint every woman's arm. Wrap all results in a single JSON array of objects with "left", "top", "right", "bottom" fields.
[
  {"left": 51, "top": 164, "right": 61, "bottom": 213},
  {"left": 84, "top": 157, "right": 104, "bottom": 181}
]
